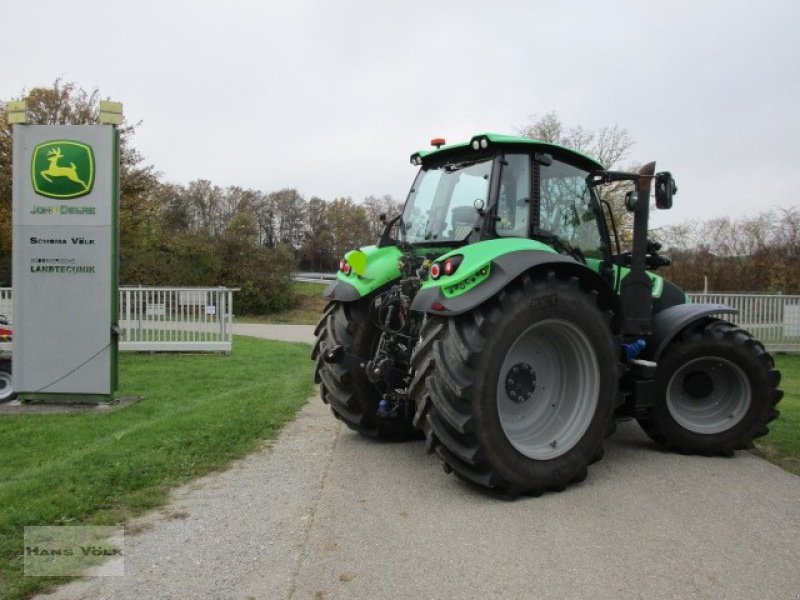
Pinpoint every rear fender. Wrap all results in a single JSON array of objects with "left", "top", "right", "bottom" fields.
[
  {"left": 644, "top": 303, "right": 738, "bottom": 360},
  {"left": 410, "top": 243, "right": 620, "bottom": 326},
  {"left": 323, "top": 245, "right": 402, "bottom": 302}
]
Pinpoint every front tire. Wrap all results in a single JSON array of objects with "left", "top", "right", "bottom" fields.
[
  {"left": 637, "top": 319, "right": 782, "bottom": 454},
  {"left": 312, "top": 300, "right": 416, "bottom": 441},
  {"left": 410, "top": 272, "right": 619, "bottom": 497}
]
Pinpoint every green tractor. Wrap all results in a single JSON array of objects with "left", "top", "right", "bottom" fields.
[{"left": 312, "top": 133, "right": 783, "bottom": 497}]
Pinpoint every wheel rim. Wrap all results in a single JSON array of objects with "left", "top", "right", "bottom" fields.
[
  {"left": 0, "top": 369, "right": 12, "bottom": 402},
  {"left": 665, "top": 357, "right": 751, "bottom": 434},
  {"left": 496, "top": 319, "right": 600, "bottom": 460}
]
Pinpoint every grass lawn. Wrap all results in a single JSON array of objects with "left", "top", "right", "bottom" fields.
[
  {"left": 753, "top": 353, "right": 800, "bottom": 476},
  {"left": 0, "top": 336, "right": 314, "bottom": 600},
  {"left": 240, "top": 281, "right": 328, "bottom": 325}
]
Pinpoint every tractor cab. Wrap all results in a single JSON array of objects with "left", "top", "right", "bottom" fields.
[
  {"left": 402, "top": 135, "right": 610, "bottom": 256},
  {"left": 399, "top": 134, "right": 616, "bottom": 285},
  {"left": 399, "top": 134, "right": 676, "bottom": 312}
]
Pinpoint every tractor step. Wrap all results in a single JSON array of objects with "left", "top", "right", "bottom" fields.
[{"left": 619, "top": 359, "right": 658, "bottom": 418}]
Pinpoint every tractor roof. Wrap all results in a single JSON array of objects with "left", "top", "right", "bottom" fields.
[{"left": 412, "top": 132, "right": 605, "bottom": 172}]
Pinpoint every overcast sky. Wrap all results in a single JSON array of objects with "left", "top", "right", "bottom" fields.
[{"left": 3, "top": 0, "right": 798, "bottom": 228}]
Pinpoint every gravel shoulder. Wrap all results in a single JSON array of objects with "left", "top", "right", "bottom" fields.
[{"left": 40, "top": 395, "right": 339, "bottom": 600}]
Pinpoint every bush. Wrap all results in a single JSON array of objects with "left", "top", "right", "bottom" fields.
[
  {"left": 228, "top": 245, "right": 296, "bottom": 315},
  {"left": 120, "top": 227, "right": 296, "bottom": 315}
]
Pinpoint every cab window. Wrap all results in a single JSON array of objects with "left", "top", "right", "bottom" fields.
[
  {"left": 496, "top": 154, "right": 531, "bottom": 238},
  {"left": 540, "top": 160, "right": 605, "bottom": 259}
]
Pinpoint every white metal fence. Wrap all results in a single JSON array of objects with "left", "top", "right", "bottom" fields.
[
  {"left": 687, "top": 293, "right": 800, "bottom": 352},
  {"left": 119, "top": 287, "right": 234, "bottom": 352},
  {"left": 290, "top": 282, "right": 799, "bottom": 352},
  {"left": 0, "top": 286, "right": 796, "bottom": 353},
  {"left": 295, "top": 272, "right": 336, "bottom": 283},
  {"left": 0, "top": 286, "right": 235, "bottom": 353},
  {"left": 0, "top": 288, "right": 11, "bottom": 324}
]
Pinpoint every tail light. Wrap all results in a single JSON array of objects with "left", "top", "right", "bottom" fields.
[
  {"left": 430, "top": 255, "right": 463, "bottom": 279},
  {"left": 338, "top": 259, "right": 351, "bottom": 275}
]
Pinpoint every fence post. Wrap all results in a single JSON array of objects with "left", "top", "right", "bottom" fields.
[{"left": 218, "top": 287, "right": 227, "bottom": 343}]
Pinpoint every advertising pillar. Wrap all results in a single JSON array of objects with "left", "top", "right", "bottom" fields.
[{"left": 12, "top": 124, "right": 119, "bottom": 397}]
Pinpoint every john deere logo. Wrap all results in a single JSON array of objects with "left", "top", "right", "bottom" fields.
[{"left": 31, "top": 140, "right": 94, "bottom": 199}]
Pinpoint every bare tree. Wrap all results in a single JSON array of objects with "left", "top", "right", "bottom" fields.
[
  {"left": 362, "top": 194, "right": 403, "bottom": 238},
  {"left": 325, "top": 197, "right": 373, "bottom": 266},
  {"left": 518, "top": 111, "right": 636, "bottom": 246},
  {"left": 267, "top": 188, "right": 307, "bottom": 251},
  {"left": 301, "top": 197, "right": 333, "bottom": 271},
  {"left": 518, "top": 111, "right": 634, "bottom": 169}
]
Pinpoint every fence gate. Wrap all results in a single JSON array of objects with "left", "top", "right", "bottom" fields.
[{"left": 118, "top": 287, "right": 234, "bottom": 352}]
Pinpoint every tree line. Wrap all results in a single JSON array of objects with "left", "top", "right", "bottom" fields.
[
  {"left": 1, "top": 82, "right": 793, "bottom": 315},
  {"left": 152, "top": 182, "right": 401, "bottom": 273},
  {"left": 655, "top": 207, "right": 800, "bottom": 293}
]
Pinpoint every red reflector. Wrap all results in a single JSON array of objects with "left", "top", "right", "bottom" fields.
[
  {"left": 431, "top": 302, "right": 446, "bottom": 311},
  {"left": 443, "top": 258, "right": 455, "bottom": 275},
  {"left": 343, "top": 263, "right": 352, "bottom": 275},
  {"left": 430, "top": 263, "right": 441, "bottom": 279},
  {"left": 431, "top": 137, "right": 446, "bottom": 148}
]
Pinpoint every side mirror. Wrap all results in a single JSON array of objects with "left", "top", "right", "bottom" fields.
[
  {"left": 655, "top": 172, "right": 677, "bottom": 209},
  {"left": 624, "top": 191, "right": 638, "bottom": 212}
]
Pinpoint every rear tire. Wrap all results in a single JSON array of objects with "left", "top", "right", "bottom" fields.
[
  {"left": 312, "top": 300, "right": 417, "bottom": 441},
  {"left": 637, "top": 319, "right": 782, "bottom": 454},
  {"left": 0, "top": 361, "right": 14, "bottom": 403},
  {"left": 410, "top": 272, "right": 618, "bottom": 497}
]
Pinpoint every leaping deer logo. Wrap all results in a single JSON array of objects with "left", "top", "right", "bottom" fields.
[{"left": 40, "top": 147, "right": 89, "bottom": 191}]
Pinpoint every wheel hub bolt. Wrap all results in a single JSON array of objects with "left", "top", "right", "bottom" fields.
[{"left": 505, "top": 362, "right": 537, "bottom": 403}]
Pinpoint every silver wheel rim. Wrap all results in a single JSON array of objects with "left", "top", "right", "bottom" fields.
[
  {"left": 0, "top": 369, "right": 12, "bottom": 401},
  {"left": 496, "top": 319, "right": 600, "bottom": 460},
  {"left": 666, "top": 357, "right": 751, "bottom": 434}
]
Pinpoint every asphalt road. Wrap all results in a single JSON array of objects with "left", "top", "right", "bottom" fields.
[
  {"left": 233, "top": 323, "right": 316, "bottom": 344},
  {"left": 41, "top": 326, "right": 800, "bottom": 600}
]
